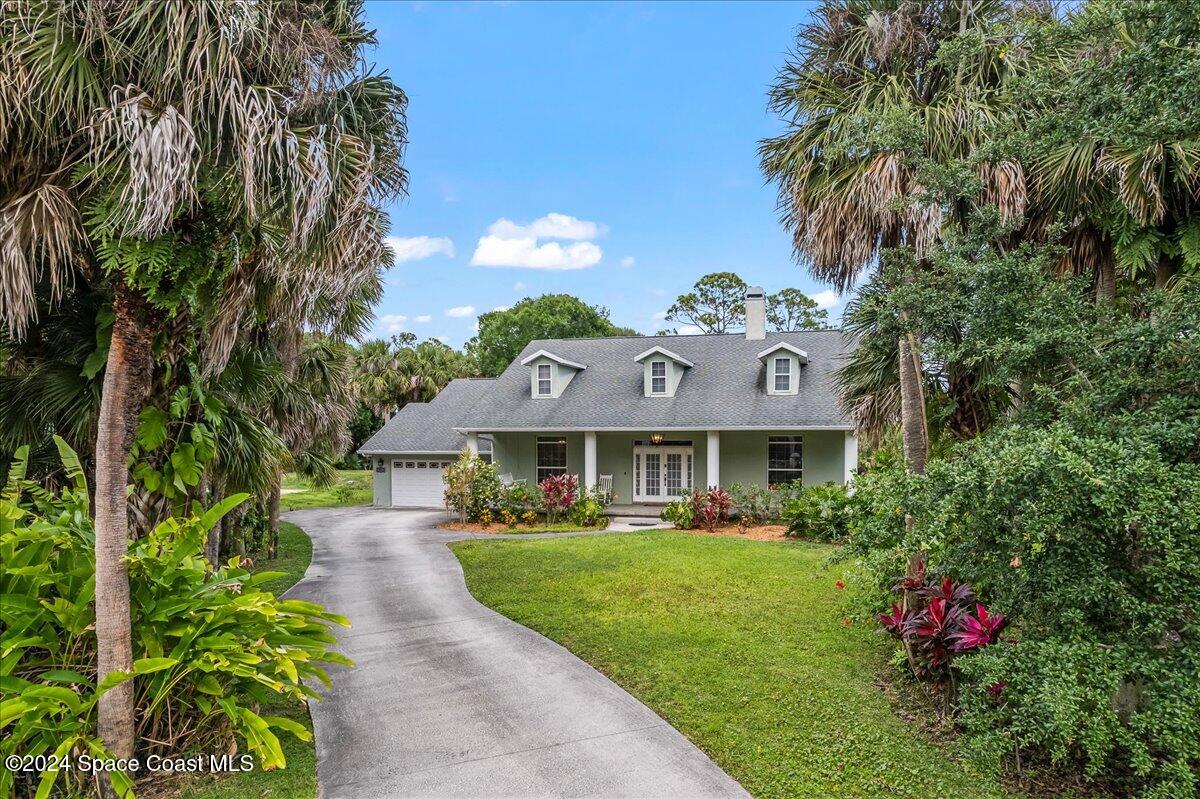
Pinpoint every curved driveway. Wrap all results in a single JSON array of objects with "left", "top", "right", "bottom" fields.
[{"left": 284, "top": 506, "right": 748, "bottom": 799}]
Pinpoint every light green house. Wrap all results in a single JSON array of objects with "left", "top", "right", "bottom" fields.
[{"left": 361, "top": 288, "right": 858, "bottom": 511}]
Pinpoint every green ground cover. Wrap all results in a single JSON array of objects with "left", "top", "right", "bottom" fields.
[
  {"left": 279, "top": 470, "right": 372, "bottom": 512},
  {"left": 452, "top": 531, "right": 1019, "bottom": 799}
]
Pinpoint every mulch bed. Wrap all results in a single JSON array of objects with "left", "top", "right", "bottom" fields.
[{"left": 677, "top": 523, "right": 793, "bottom": 541}]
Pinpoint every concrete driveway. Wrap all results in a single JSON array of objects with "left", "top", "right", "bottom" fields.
[{"left": 283, "top": 506, "right": 748, "bottom": 799}]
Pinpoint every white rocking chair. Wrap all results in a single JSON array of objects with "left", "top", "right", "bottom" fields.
[{"left": 598, "top": 474, "right": 614, "bottom": 502}]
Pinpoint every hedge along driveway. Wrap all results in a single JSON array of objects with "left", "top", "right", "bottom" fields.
[{"left": 452, "top": 532, "right": 1020, "bottom": 799}]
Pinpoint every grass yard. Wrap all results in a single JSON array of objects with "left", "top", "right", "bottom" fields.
[
  {"left": 452, "top": 532, "right": 1016, "bottom": 799},
  {"left": 169, "top": 526, "right": 318, "bottom": 798},
  {"left": 279, "top": 469, "right": 372, "bottom": 512}
]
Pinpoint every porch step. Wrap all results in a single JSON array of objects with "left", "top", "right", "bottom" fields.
[{"left": 604, "top": 503, "right": 666, "bottom": 518}]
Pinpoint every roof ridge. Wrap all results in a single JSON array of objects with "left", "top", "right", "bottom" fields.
[{"left": 529, "top": 327, "right": 845, "bottom": 344}]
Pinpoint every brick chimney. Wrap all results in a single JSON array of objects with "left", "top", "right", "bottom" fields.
[{"left": 745, "top": 286, "right": 766, "bottom": 340}]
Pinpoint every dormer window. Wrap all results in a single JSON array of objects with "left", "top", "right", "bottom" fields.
[
  {"left": 651, "top": 361, "right": 667, "bottom": 394},
  {"left": 634, "top": 345, "right": 694, "bottom": 398},
  {"left": 757, "top": 342, "right": 807, "bottom": 396},
  {"left": 521, "top": 349, "right": 586, "bottom": 399},
  {"left": 774, "top": 357, "right": 790, "bottom": 392}
]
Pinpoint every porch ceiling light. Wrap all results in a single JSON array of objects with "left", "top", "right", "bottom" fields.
[{"left": 649, "top": 433, "right": 664, "bottom": 445}]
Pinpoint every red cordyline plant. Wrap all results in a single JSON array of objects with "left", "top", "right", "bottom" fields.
[
  {"left": 877, "top": 572, "right": 1008, "bottom": 692},
  {"left": 539, "top": 473, "right": 578, "bottom": 523},
  {"left": 687, "top": 487, "right": 733, "bottom": 532}
]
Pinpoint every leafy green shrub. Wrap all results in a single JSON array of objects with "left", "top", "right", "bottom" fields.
[
  {"left": 660, "top": 499, "right": 694, "bottom": 529},
  {"left": 500, "top": 481, "right": 539, "bottom": 517},
  {"left": 728, "top": 482, "right": 782, "bottom": 524},
  {"left": 568, "top": 487, "right": 608, "bottom": 528},
  {"left": 442, "top": 450, "right": 503, "bottom": 522},
  {"left": 1, "top": 440, "right": 350, "bottom": 798},
  {"left": 781, "top": 482, "right": 853, "bottom": 541}
]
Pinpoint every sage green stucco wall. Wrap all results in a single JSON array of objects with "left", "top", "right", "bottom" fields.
[
  {"left": 491, "top": 432, "right": 585, "bottom": 483},
  {"left": 489, "top": 429, "right": 846, "bottom": 495},
  {"left": 370, "top": 456, "right": 390, "bottom": 507},
  {"left": 718, "top": 429, "right": 844, "bottom": 487},
  {"left": 595, "top": 432, "right": 709, "bottom": 503}
]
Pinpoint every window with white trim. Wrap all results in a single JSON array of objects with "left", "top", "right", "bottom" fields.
[
  {"left": 774, "top": 357, "right": 791, "bottom": 392},
  {"left": 536, "top": 363, "right": 552, "bottom": 396},
  {"left": 536, "top": 436, "right": 567, "bottom": 482},
  {"left": 650, "top": 360, "right": 667, "bottom": 394},
  {"left": 767, "top": 435, "right": 803, "bottom": 486}
]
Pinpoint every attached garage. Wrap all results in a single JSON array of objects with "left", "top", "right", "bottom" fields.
[
  {"left": 358, "top": 379, "right": 495, "bottom": 509},
  {"left": 388, "top": 458, "right": 455, "bottom": 508}
]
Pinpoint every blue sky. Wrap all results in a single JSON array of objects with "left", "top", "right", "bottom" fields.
[{"left": 365, "top": 1, "right": 837, "bottom": 347}]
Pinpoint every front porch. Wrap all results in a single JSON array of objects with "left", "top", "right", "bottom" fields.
[
  {"left": 476, "top": 428, "right": 857, "bottom": 503},
  {"left": 603, "top": 502, "right": 666, "bottom": 518}
]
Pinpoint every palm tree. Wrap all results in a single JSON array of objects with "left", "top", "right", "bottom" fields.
[
  {"left": 0, "top": 0, "right": 406, "bottom": 759},
  {"left": 760, "top": 0, "right": 1029, "bottom": 472}
]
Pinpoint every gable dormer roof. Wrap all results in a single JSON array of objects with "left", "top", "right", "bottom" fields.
[
  {"left": 519, "top": 349, "right": 587, "bottom": 370},
  {"left": 632, "top": 345, "right": 695, "bottom": 369},
  {"left": 755, "top": 341, "right": 808, "bottom": 364}
]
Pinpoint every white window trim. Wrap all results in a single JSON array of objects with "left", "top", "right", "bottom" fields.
[
  {"left": 650, "top": 360, "right": 667, "bottom": 394},
  {"left": 536, "top": 363, "right": 552, "bottom": 396},
  {"left": 767, "top": 435, "right": 804, "bottom": 486},
  {"left": 536, "top": 436, "right": 568, "bottom": 482},
  {"left": 774, "top": 357, "right": 791, "bottom": 392}
]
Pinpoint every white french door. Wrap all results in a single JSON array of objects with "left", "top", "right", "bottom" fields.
[{"left": 632, "top": 446, "right": 693, "bottom": 502}]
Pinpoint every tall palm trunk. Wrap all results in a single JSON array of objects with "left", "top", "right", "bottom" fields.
[
  {"left": 93, "top": 288, "right": 150, "bottom": 760},
  {"left": 898, "top": 333, "right": 928, "bottom": 476},
  {"left": 267, "top": 469, "right": 282, "bottom": 559}
]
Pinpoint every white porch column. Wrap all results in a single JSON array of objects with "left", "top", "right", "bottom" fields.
[
  {"left": 843, "top": 431, "right": 859, "bottom": 491},
  {"left": 706, "top": 430, "right": 720, "bottom": 488},
  {"left": 466, "top": 431, "right": 479, "bottom": 455},
  {"left": 584, "top": 431, "right": 597, "bottom": 488}
]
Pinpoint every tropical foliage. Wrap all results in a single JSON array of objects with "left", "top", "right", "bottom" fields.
[
  {"left": 664, "top": 272, "right": 829, "bottom": 334},
  {"left": 0, "top": 0, "right": 407, "bottom": 769},
  {"left": 1, "top": 442, "right": 349, "bottom": 798}
]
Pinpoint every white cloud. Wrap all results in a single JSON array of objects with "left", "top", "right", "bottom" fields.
[
  {"left": 651, "top": 287, "right": 668, "bottom": 296},
  {"left": 378, "top": 314, "right": 407, "bottom": 334},
  {"left": 620, "top": 256, "right": 636, "bottom": 268},
  {"left": 470, "top": 213, "right": 606, "bottom": 270},
  {"left": 414, "top": 314, "right": 432, "bottom": 323},
  {"left": 513, "top": 281, "right": 526, "bottom": 291},
  {"left": 676, "top": 325, "right": 704, "bottom": 335},
  {"left": 652, "top": 310, "right": 668, "bottom": 320},
  {"left": 471, "top": 236, "right": 602, "bottom": 270},
  {"left": 492, "top": 305, "right": 510, "bottom": 313},
  {"left": 385, "top": 236, "right": 455, "bottom": 263},
  {"left": 812, "top": 290, "right": 841, "bottom": 310},
  {"left": 445, "top": 305, "right": 475, "bottom": 318},
  {"left": 487, "top": 213, "right": 604, "bottom": 241}
]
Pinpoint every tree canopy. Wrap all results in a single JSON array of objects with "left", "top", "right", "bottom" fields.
[{"left": 467, "top": 295, "right": 637, "bottom": 377}]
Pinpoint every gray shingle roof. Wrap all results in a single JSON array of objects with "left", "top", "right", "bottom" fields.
[
  {"left": 358, "top": 378, "right": 495, "bottom": 454},
  {"left": 456, "top": 330, "right": 853, "bottom": 431}
]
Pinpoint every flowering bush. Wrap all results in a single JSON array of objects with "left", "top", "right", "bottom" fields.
[
  {"left": 442, "top": 450, "right": 503, "bottom": 522},
  {"left": 539, "top": 473, "right": 578, "bottom": 523}
]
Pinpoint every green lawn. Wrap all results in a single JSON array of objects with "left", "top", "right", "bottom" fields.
[
  {"left": 452, "top": 532, "right": 1016, "bottom": 799},
  {"left": 279, "top": 469, "right": 372, "bottom": 512},
  {"left": 175, "top": 524, "right": 318, "bottom": 798}
]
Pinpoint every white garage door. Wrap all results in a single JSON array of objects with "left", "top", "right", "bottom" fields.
[{"left": 390, "top": 458, "right": 451, "bottom": 508}]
